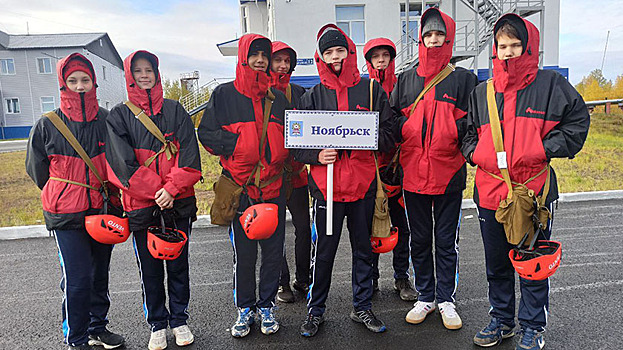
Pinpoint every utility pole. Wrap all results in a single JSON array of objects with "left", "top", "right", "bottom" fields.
[{"left": 600, "top": 30, "right": 610, "bottom": 72}]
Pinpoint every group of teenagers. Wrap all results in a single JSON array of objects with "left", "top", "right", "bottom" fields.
[{"left": 25, "top": 7, "right": 590, "bottom": 350}]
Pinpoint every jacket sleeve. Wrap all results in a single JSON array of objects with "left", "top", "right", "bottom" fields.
[
  {"left": 291, "top": 87, "right": 322, "bottom": 165},
  {"left": 542, "top": 74, "right": 591, "bottom": 160},
  {"left": 455, "top": 71, "right": 479, "bottom": 150},
  {"left": 162, "top": 103, "right": 202, "bottom": 197},
  {"left": 25, "top": 117, "right": 50, "bottom": 190},
  {"left": 105, "top": 106, "right": 163, "bottom": 201},
  {"left": 197, "top": 87, "right": 239, "bottom": 156},
  {"left": 461, "top": 88, "right": 482, "bottom": 166},
  {"left": 373, "top": 80, "right": 395, "bottom": 153},
  {"left": 389, "top": 74, "right": 408, "bottom": 143}
]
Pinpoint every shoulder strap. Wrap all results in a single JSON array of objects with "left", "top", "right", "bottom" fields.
[
  {"left": 124, "top": 100, "right": 178, "bottom": 166},
  {"left": 45, "top": 112, "right": 106, "bottom": 193},
  {"left": 409, "top": 63, "right": 455, "bottom": 116},
  {"left": 372, "top": 152, "right": 384, "bottom": 199},
  {"left": 286, "top": 84, "right": 292, "bottom": 104},
  {"left": 248, "top": 89, "right": 276, "bottom": 188},
  {"left": 369, "top": 79, "right": 374, "bottom": 111},
  {"left": 486, "top": 79, "right": 513, "bottom": 199}
]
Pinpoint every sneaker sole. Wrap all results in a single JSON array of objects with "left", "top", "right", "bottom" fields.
[
  {"left": 231, "top": 328, "right": 251, "bottom": 338},
  {"left": 442, "top": 320, "right": 463, "bottom": 330},
  {"left": 88, "top": 339, "right": 124, "bottom": 349},
  {"left": 350, "top": 313, "right": 387, "bottom": 333},
  {"left": 175, "top": 336, "right": 194, "bottom": 346},
  {"left": 148, "top": 342, "right": 168, "bottom": 350},
  {"left": 261, "top": 324, "right": 280, "bottom": 335},
  {"left": 473, "top": 331, "right": 515, "bottom": 348},
  {"left": 276, "top": 295, "right": 295, "bottom": 303},
  {"left": 399, "top": 293, "right": 418, "bottom": 302},
  {"left": 405, "top": 307, "right": 436, "bottom": 324}
]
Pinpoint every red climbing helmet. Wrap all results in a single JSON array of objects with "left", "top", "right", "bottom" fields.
[
  {"left": 509, "top": 240, "right": 562, "bottom": 281},
  {"left": 379, "top": 165, "right": 402, "bottom": 198},
  {"left": 371, "top": 227, "right": 399, "bottom": 254},
  {"left": 147, "top": 213, "right": 188, "bottom": 260},
  {"left": 239, "top": 203, "right": 279, "bottom": 240},
  {"left": 85, "top": 215, "right": 130, "bottom": 245}
]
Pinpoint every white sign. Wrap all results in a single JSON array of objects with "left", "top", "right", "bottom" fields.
[{"left": 284, "top": 110, "right": 379, "bottom": 149}]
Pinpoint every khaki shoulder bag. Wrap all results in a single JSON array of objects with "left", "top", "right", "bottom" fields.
[{"left": 485, "top": 80, "right": 551, "bottom": 246}]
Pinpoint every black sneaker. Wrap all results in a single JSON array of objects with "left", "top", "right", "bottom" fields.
[
  {"left": 350, "top": 309, "right": 386, "bottom": 333},
  {"left": 300, "top": 313, "right": 324, "bottom": 337},
  {"left": 88, "top": 329, "right": 125, "bottom": 349},
  {"left": 68, "top": 345, "right": 93, "bottom": 350},
  {"left": 293, "top": 280, "right": 309, "bottom": 293},
  {"left": 394, "top": 278, "right": 418, "bottom": 301},
  {"left": 277, "top": 284, "right": 295, "bottom": 303}
]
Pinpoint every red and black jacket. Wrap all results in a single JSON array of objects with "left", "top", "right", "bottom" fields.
[
  {"left": 106, "top": 50, "right": 202, "bottom": 231},
  {"left": 292, "top": 24, "right": 394, "bottom": 203},
  {"left": 461, "top": 14, "right": 590, "bottom": 210},
  {"left": 270, "top": 41, "right": 308, "bottom": 189},
  {"left": 198, "top": 34, "right": 290, "bottom": 201},
  {"left": 364, "top": 37, "right": 399, "bottom": 168},
  {"left": 26, "top": 53, "right": 115, "bottom": 231},
  {"left": 390, "top": 8, "right": 478, "bottom": 195}
]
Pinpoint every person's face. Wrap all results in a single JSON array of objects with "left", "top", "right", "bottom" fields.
[
  {"left": 65, "top": 71, "right": 93, "bottom": 93},
  {"left": 248, "top": 51, "right": 269, "bottom": 72},
  {"left": 271, "top": 51, "right": 291, "bottom": 74},
  {"left": 132, "top": 58, "right": 156, "bottom": 89},
  {"left": 322, "top": 46, "right": 348, "bottom": 72},
  {"left": 496, "top": 34, "right": 523, "bottom": 60},
  {"left": 422, "top": 31, "right": 446, "bottom": 48},
  {"left": 370, "top": 48, "right": 391, "bottom": 70}
]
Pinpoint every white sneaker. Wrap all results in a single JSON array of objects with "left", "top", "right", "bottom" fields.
[
  {"left": 405, "top": 301, "right": 436, "bottom": 324},
  {"left": 148, "top": 329, "right": 167, "bottom": 350},
  {"left": 172, "top": 325, "right": 194, "bottom": 346},
  {"left": 438, "top": 301, "right": 463, "bottom": 330}
]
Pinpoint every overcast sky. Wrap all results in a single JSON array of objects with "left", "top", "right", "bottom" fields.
[{"left": 0, "top": 0, "right": 620, "bottom": 85}]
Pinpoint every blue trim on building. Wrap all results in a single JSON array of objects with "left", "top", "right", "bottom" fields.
[
  {"left": 1, "top": 126, "right": 32, "bottom": 140},
  {"left": 291, "top": 66, "right": 568, "bottom": 89}
]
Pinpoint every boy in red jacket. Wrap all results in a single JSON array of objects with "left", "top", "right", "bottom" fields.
[{"left": 463, "top": 14, "right": 589, "bottom": 350}]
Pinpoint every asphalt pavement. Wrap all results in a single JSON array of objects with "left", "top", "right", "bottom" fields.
[{"left": 1, "top": 199, "right": 622, "bottom": 349}]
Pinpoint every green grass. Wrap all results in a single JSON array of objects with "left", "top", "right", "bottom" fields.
[{"left": 2, "top": 111, "right": 621, "bottom": 227}]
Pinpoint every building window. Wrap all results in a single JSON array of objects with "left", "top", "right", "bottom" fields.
[
  {"left": 41, "top": 97, "right": 55, "bottom": 113},
  {"left": 37, "top": 58, "right": 53, "bottom": 74},
  {"left": 336, "top": 6, "right": 365, "bottom": 45},
  {"left": 1, "top": 59, "right": 15, "bottom": 75},
  {"left": 5, "top": 98, "right": 20, "bottom": 114},
  {"left": 102, "top": 66, "right": 107, "bottom": 80},
  {"left": 241, "top": 6, "right": 249, "bottom": 34}
]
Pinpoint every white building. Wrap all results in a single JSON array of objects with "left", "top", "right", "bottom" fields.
[
  {"left": 217, "top": 0, "right": 565, "bottom": 88},
  {"left": 0, "top": 31, "right": 125, "bottom": 139}
]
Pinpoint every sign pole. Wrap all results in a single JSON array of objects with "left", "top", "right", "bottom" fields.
[{"left": 326, "top": 163, "right": 333, "bottom": 236}]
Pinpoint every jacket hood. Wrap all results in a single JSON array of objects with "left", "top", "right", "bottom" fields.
[
  {"left": 235, "top": 34, "right": 272, "bottom": 101},
  {"left": 364, "top": 38, "right": 397, "bottom": 96},
  {"left": 492, "top": 14, "right": 540, "bottom": 92},
  {"left": 314, "top": 24, "right": 361, "bottom": 91},
  {"left": 270, "top": 41, "right": 297, "bottom": 93},
  {"left": 124, "top": 50, "right": 164, "bottom": 116},
  {"left": 57, "top": 53, "right": 99, "bottom": 122},
  {"left": 417, "top": 8, "right": 455, "bottom": 78}
]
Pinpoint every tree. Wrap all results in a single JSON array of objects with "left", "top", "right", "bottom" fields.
[
  {"left": 575, "top": 69, "right": 612, "bottom": 101},
  {"left": 162, "top": 77, "right": 189, "bottom": 101}
]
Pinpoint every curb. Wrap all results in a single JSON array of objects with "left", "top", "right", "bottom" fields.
[{"left": 2, "top": 190, "right": 622, "bottom": 241}]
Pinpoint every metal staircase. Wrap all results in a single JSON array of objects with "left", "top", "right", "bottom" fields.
[
  {"left": 179, "top": 78, "right": 230, "bottom": 116},
  {"left": 395, "top": 0, "right": 544, "bottom": 75}
]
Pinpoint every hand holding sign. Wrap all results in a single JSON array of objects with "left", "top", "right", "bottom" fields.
[{"left": 286, "top": 110, "right": 379, "bottom": 235}]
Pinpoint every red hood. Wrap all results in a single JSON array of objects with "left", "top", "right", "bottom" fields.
[
  {"left": 124, "top": 50, "right": 164, "bottom": 116},
  {"left": 417, "top": 8, "right": 455, "bottom": 78},
  {"left": 57, "top": 53, "right": 99, "bottom": 122},
  {"left": 492, "top": 14, "right": 540, "bottom": 92},
  {"left": 235, "top": 34, "right": 272, "bottom": 101},
  {"left": 315, "top": 24, "right": 361, "bottom": 96},
  {"left": 364, "top": 38, "right": 397, "bottom": 96},
  {"left": 270, "top": 41, "right": 297, "bottom": 93}
]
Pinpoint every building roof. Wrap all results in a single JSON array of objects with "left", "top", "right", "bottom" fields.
[{"left": 0, "top": 31, "right": 106, "bottom": 49}]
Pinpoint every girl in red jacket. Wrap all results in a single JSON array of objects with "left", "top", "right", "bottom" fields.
[
  {"left": 106, "top": 51, "right": 201, "bottom": 349},
  {"left": 26, "top": 53, "right": 125, "bottom": 350}
]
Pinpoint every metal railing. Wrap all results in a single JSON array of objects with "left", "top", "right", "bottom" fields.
[
  {"left": 179, "top": 78, "right": 231, "bottom": 116},
  {"left": 585, "top": 98, "right": 623, "bottom": 114}
]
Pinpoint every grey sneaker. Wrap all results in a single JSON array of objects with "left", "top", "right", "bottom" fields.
[
  {"left": 277, "top": 285, "right": 295, "bottom": 303},
  {"left": 394, "top": 278, "right": 418, "bottom": 301},
  {"left": 473, "top": 317, "right": 516, "bottom": 347},
  {"left": 350, "top": 309, "right": 386, "bottom": 333}
]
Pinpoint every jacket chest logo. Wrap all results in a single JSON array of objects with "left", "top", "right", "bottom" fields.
[
  {"left": 442, "top": 93, "right": 457, "bottom": 102},
  {"left": 355, "top": 104, "right": 370, "bottom": 111},
  {"left": 525, "top": 107, "right": 546, "bottom": 115}
]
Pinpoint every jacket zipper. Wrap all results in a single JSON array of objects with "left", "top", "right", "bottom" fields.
[{"left": 80, "top": 93, "right": 92, "bottom": 209}]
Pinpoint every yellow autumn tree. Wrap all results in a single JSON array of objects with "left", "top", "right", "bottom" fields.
[{"left": 575, "top": 69, "right": 612, "bottom": 101}]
